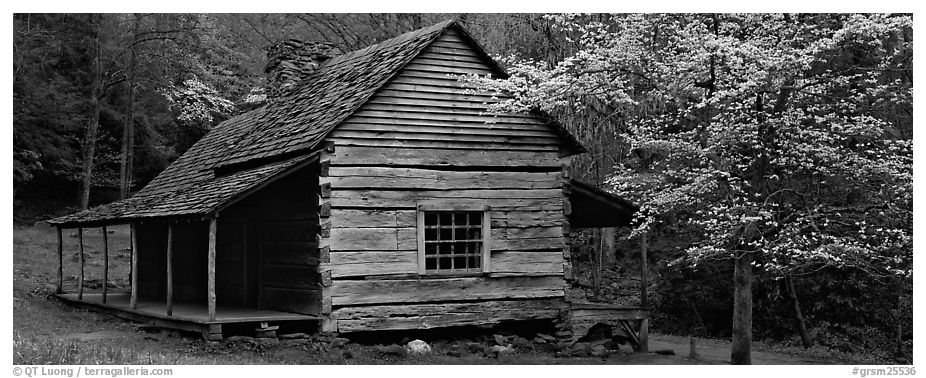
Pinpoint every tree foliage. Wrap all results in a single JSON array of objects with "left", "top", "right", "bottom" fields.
[{"left": 466, "top": 13, "right": 912, "bottom": 362}]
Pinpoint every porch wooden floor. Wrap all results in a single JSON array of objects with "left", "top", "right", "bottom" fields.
[{"left": 57, "top": 293, "right": 318, "bottom": 328}]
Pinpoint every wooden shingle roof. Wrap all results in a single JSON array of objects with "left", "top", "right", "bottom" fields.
[
  {"left": 48, "top": 157, "right": 310, "bottom": 227},
  {"left": 48, "top": 20, "right": 584, "bottom": 227}
]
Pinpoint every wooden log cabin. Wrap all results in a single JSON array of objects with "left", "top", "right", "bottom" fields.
[{"left": 48, "top": 20, "right": 647, "bottom": 346}]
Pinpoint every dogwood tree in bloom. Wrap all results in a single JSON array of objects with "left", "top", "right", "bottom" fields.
[
  {"left": 162, "top": 77, "right": 236, "bottom": 126},
  {"left": 465, "top": 13, "right": 912, "bottom": 363}
]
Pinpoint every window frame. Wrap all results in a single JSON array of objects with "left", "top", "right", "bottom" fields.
[{"left": 416, "top": 203, "right": 491, "bottom": 277}]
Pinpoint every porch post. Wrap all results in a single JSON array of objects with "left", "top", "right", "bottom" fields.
[
  {"left": 207, "top": 217, "right": 217, "bottom": 322},
  {"left": 130, "top": 223, "right": 138, "bottom": 309},
  {"left": 78, "top": 227, "right": 84, "bottom": 300},
  {"left": 166, "top": 223, "right": 174, "bottom": 316},
  {"left": 640, "top": 232, "right": 648, "bottom": 307},
  {"left": 102, "top": 226, "right": 108, "bottom": 303},
  {"left": 56, "top": 227, "right": 63, "bottom": 294},
  {"left": 640, "top": 318, "right": 649, "bottom": 352}
]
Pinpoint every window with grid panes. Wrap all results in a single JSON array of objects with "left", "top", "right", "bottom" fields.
[{"left": 421, "top": 211, "right": 485, "bottom": 274}]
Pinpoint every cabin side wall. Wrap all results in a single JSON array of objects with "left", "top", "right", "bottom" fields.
[{"left": 320, "top": 28, "right": 569, "bottom": 333}]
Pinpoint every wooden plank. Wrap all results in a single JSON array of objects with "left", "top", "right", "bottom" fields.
[
  {"left": 421, "top": 44, "right": 482, "bottom": 57},
  {"left": 438, "top": 28, "right": 476, "bottom": 43},
  {"left": 333, "top": 298, "right": 565, "bottom": 332},
  {"left": 367, "top": 95, "right": 501, "bottom": 109},
  {"left": 337, "top": 121, "right": 556, "bottom": 137},
  {"left": 569, "top": 307, "right": 649, "bottom": 321},
  {"left": 346, "top": 109, "right": 548, "bottom": 126},
  {"left": 57, "top": 294, "right": 318, "bottom": 328},
  {"left": 380, "top": 80, "right": 501, "bottom": 96},
  {"left": 166, "top": 223, "right": 173, "bottom": 316},
  {"left": 402, "top": 62, "right": 495, "bottom": 76},
  {"left": 330, "top": 276, "right": 565, "bottom": 306},
  {"left": 329, "top": 189, "right": 563, "bottom": 210},
  {"left": 328, "top": 167, "right": 559, "bottom": 182},
  {"left": 411, "top": 57, "right": 492, "bottom": 71},
  {"left": 491, "top": 211, "right": 565, "bottom": 228},
  {"left": 366, "top": 95, "right": 495, "bottom": 110},
  {"left": 330, "top": 145, "right": 561, "bottom": 167},
  {"left": 492, "top": 226, "right": 564, "bottom": 240},
  {"left": 492, "top": 237, "right": 564, "bottom": 252},
  {"left": 326, "top": 137, "right": 557, "bottom": 152},
  {"left": 394, "top": 69, "right": 495, "bottom": 83},
  {"left": 388, "top": 73, "right": 465, "bottom": 87},
  {"left": 324, "top": 167, "right": 561, "bottom": 190},
  {"left": 417, "top": 51, "right": 485, "bottom": 64},
  {"left": 56, "top": 227, "right": 63, "bottom": 294},
  {"left": 372, "top": 88, "right": 500, "bottom": 103},
  {"left": 329, "top": 227, "right": 417, "bottom": 251},
  {"left": 491, "top": 251, "right": 565, "bottom": 274},
  {"left": 207, "top": 217, "right": 217, "bottom": 322},
  {"left": 417, "top": 201, "right": 490, "bottom": 211},
  {"left": 78, "top": 227, "right": 84, "bottom": 300},
  {"left": 356, "top": 103, "right": 545, "bottom": 124},
  {"left": 427, "top": 40, "right": 481, "bottom": 51},
  {"left": 328, "top": 209, "right": 417, "bottom": 228},
  {"left": 329, "top": 251, "right": 419, "bottom": 278},
  {"left": 329, "top": 129, "right": 558, "bottom": 146}
]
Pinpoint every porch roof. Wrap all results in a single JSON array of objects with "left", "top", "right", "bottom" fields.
[
  {"left": 567, "top": 179, "right": 639, "bottom": 229},
  {"left": 47, "top": 156, "right": 312, "bottom": 228}
]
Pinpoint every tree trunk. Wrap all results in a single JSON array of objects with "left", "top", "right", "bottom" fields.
[
  {"left": 119, "top": 13, "right": 139, "bottom": 200},
  {"left": 79, "top": 14, "right": 102, "bottom": 210},
  {"left": 596, "top": 228, "right": 604, "bottom": 292},
  {"left": 786, "top": 274, "right": 812, "bottom": 349},
  {"left": 894, "top": 293, "right": 904, "bottom": 357},
  {"left": 731, "top": 251, "right": 754, "bottom": 365}
]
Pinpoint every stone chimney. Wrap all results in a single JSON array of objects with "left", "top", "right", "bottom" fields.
[{"left": 264, "top": 39, "right": 342, "bottom": 99}]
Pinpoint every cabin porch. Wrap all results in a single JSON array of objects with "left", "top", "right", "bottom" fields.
[
  {"left": 57, "top": 293, "right": 318, "bottom": 339},
  {"left": 565, "top": 179, "right": 649, "bottom": 351},
  {"left": 50, "top": 161, "right": 323, "bottom": 340}
]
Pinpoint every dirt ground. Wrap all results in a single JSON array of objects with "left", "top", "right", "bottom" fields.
[{"left": 12, "top": 223, "right": 859, "bottom": 365}]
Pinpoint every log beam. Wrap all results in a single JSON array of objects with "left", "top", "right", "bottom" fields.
[{"left": 207, "top": 217, "right": 217, "bottom": 322}]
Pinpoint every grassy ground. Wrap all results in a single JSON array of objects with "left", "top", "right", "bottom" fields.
[{"left": 13, "top": 223, "right": 859, "bottom": 365}]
